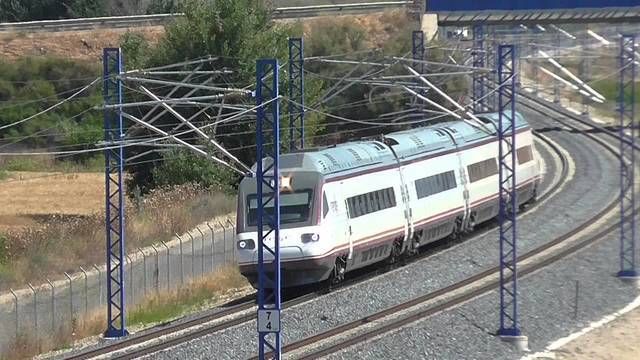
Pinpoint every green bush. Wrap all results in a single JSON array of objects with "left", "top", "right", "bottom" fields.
[
  {"left": 151, "top": 149, "right": 238, "bottom": 194},
  {"left": 0, "top": 57, "right": 102, "bottom": 160},
  {"left": 0, "top": 233, "right": 8, "bottom": 267}
]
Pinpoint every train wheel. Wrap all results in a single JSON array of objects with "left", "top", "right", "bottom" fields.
[
  {"left": 322, "top": 257, "right": 347, "bottom": 293},
  {"left": 385, "top": 239, "right": 403, "bottom": 268}
]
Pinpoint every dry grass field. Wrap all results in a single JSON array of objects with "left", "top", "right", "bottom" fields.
[
  {"left": 0, "top": 171, "right": 104, "bottom": 230},
  {"left": 0, "top": 169, "right": 235, "bottom": 290}
]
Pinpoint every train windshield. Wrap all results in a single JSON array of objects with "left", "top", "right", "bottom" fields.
[{"left": 246, "top": 189, "right": 313, "bottom": 226}]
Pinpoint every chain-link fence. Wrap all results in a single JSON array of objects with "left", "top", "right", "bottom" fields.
[{"left": 0, "top": 220, "right": 237, "bottom": 353}]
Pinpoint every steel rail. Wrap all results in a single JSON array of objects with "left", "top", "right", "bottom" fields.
[
  {"left": 271, "top": 98, "right": 627, "bottom": 360},
  {"left": 76, "top": 129, "right": 567, "bottom": 360},
  {"left": 0, "top": 2, "right": 411, "bottom": 33}
]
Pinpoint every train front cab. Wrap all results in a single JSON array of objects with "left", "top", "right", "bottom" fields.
[{"left": 235, "top": 170, "right": 336, "bottom": 288}]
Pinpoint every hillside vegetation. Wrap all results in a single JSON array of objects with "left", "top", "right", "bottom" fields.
[
  {"left": 0, "top": 2, "right": 429, "bottom": 289},
  {"left": 0, "top": 0, "right": 388, "bottom": 22}
]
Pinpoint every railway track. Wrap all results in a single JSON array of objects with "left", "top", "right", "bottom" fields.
[
  {"left": 59, "top": 116, "right": 568, "bottom": 359},
  {"left": 262, "top": 96, "right": 630, "bottom": 359},
  {"left": 0, "top": 2, "right": 411, "bottom": 33}
]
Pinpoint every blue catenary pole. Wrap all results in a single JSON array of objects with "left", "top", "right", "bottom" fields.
[
  {"left": 472, "top": 24, "right": 485, "bottom": 113},
  {"left": 497, "top": 44, "right": 521, "bottom": 337},
  {"left": 618, "top": 35, "right": 637, "bottom": 279},
  {"left": 485, "top": 27, "right": 497, "bottom": 112},
  {"left": 103, "top": 48, "right": 128, "bottom": 338},
  {"left": 288, "top": 38, "right": 305, "bottom": 151},
  {"left": 412, "top": 30, "right": 425, "bottom": 93},
  {"left": 256, "top": 59, "right": 282, "bottom": 359}
]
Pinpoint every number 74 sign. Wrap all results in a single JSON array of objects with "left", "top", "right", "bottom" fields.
[{"left": 257, "top": 309, "right": 281, "bottom": 333}]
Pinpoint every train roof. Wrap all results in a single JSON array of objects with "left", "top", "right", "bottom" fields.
[{"left": 258, "top": 111, "right": 529, "bottom": 177}]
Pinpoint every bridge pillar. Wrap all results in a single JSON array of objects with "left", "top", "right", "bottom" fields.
[{"left": 420, "top": 13, "right": 438, "bottom": 42}]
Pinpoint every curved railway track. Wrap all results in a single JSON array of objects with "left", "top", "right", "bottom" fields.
[
  {"left": 263, "top": 97, "right": 632, "bottom": 360},
  {"left": 60, "top": 112, "right": 569, "bottom": 360}
]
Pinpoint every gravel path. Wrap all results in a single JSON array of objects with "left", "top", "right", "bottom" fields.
[{"left": 145, "top": 109, "right": 620, "bottom": 360}]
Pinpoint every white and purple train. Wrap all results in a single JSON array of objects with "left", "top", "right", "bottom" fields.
[{"left": 235, "top": 112, "right": 541, "bottom": 288}]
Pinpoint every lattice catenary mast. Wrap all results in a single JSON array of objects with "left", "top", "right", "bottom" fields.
[
  {"left": 103, "top": 48, "right": 128, "bottom": 338},
  {"left": 255, "top": 59, "right": 282, "bottom": 359},
  {"left": 289, "top": 38, "right": 305, "bottom": 151},
  {"left": 496, "top": 44, "right": 523, "bottom": 343},
  {"left": 472, "top": 24, "right": 486, "bottom": 113},
  {"left": 617, "top": 35, "right": 638, "bottom": 279}
]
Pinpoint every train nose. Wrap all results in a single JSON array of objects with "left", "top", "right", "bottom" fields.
[{"left": 251, "top": 246, "right": 304, "bottom": 262}]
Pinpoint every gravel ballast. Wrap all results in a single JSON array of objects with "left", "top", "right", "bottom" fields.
[
  {"left": 145, "top": 110, "right": 621, "bottom": 360},
  {"left": 330, "top": 225, "right": 638, "bottom": 359}
]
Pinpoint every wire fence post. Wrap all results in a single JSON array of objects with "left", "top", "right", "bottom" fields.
[
  {"left": 197, "top": 228, "right": 206, "bottom": 277},
  {"left": 219, "top": 221, "right": 227, "bottom": 264},
  {"left": 64, "top": 272, "right": 73, "bottom": 323},
  {"left": 288, "top": 37, "right": 305, "bottom": 151},
  {"left": 227, "top": 218, "right": 236, "bottom": 261},
  {"left": 46, "top": 280, "right": 55, "bottom": 332},
  {"left": 177, "top": 234, "right": 184, "bottom": 286},
  {"left": 27, "top": 283, "right": 38, "bottom": 349},
  {"left": 79, "top": 266, "right": 89, "bottom": 318},
  {"left": 161, "top": 241, "right": 171, "bottom": 289},
  {"left": 497, "top": 44, "right": 527, "bottom": 351},
  {"left": 126, "top": 254, "right": 134, "bottom": 305},
  {"left": 10, "top": 288, "right": 18, "bottom": 338},
  {"left": 206, "top": 222, "right": 215, "bottom": 271},
  {"left": 188, "top": 231, "right": 195, "bottom": 278},
  {"left": 103, "top": 47, "right": 128, "bottom": 338},
  {"left": 256, "top": 58, "right": 282, "bottom": 360},
  {"left": 151, "top": 245, "right": 160, "bottom": 293},
  {"left": 138, "top": 248, "right": 148, "bottom": 297},
  {"left": 93, "top": 264, "right": 103, "bottom": 307},
  {"left": 618, "top": 34, "right": 638, "bottom": 280}
]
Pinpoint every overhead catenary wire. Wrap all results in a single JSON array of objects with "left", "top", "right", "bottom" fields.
[
  {"left": 0, "top": 77, "right": 101, "bottom": 130},
  {"left": 140, "top": 86, "right": 253, "bottom": 174}
]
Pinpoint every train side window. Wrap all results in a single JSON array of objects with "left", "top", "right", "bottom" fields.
[
  {"left": 387, "top": 188, "right": 397, "bottom": 207},
  {"left": 415, "top": 170, "right": 457, "bottom": 199},
  {"left": 346, "top": 187, "right": 396, "bottom": 218},
  {"left": 467, "top": 158, "right": 499, "bottom": 183},
  {"left": 323, "top": 192, "right": 329, "bottom": 218}
]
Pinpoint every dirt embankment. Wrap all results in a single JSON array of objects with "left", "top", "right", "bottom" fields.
[
  {"left": 0, "top": 26, "right": 164, "bottom": 62},
  {"left": 0, "top": 11, "right": 411, "bottom": 62}
]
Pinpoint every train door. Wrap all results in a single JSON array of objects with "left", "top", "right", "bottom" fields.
[
  {"left": 440, "top": 128, "right": 471, "bottom": 231},
  {"left": 333, "top": 181, "right": 353, "bottom": 262},
  {"left": 397, "top": 165, "right": 414, "bottom": 254}
]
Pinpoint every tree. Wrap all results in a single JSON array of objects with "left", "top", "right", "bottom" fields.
[
  {"left": 0, "top": 0, "right": 107, "bottom": 22},
  {"left": 123, "top": 0, "right": 324, "bottom": 194}
]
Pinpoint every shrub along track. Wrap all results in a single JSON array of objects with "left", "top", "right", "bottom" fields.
[
  {"left": 259, "top": 96, "right": 635, "bottom": 360},
  {"left": 57, "top": 115, "right": 567, "bottom": 360}
]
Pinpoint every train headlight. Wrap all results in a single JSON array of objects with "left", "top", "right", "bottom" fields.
[
  {"left": 237, "top": 239, "right": 255, "bottom": 250},
  {"left": 280, "top": 175, "right": 293, "bottom": 192},
  {"left": 301, "top": 233, "right": 320, "bottom": 243}
]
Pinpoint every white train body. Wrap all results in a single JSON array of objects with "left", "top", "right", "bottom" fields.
[{"left": 236, "top": 112, "right": 541, "bottom": 287}]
